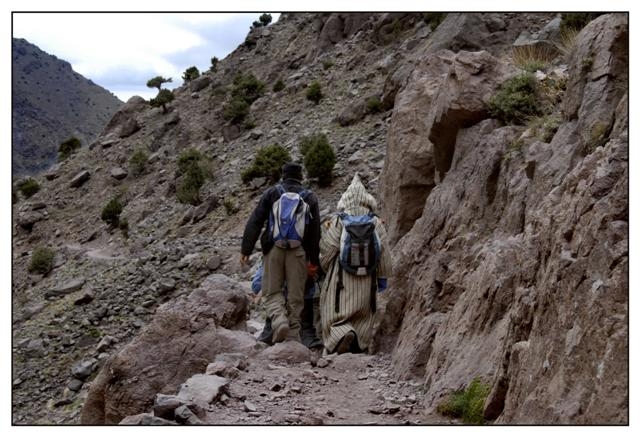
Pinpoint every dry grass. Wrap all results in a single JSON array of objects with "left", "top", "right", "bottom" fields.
[
  {"left": 512, "top": 45, "right": 556, "bottom": 72},
  {"left": 554, "top": 27, "right": 580, "bottom": 58}
]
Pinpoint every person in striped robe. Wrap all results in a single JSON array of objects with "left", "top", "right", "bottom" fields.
[{"left": 319, "top": 174, "right": 392, "bottom": 354}]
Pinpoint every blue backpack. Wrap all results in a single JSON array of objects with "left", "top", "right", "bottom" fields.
[{"left": 268, "top": 185, "right": 310, "bottom": 249}]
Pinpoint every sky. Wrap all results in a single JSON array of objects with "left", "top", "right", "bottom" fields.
[{"left": 12, "top": 12, "right": 280, "bottom": 101}]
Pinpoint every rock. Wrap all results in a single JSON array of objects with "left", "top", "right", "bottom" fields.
[
  {"left": 71, "top": 359, "right": 96, "bottom": 380},
  {"left": 29, "top": 201, "right": 47, "bottom": 210},
  {"left": 44, "top": 165, "right": 60, "bottom": 180},
  {"left": 96, "top": 335, "right": 116, "bottom": 353},
  {"left": 45, "top": 278, "right": 85, "bottom": 298},
  {"left": 81, "top": 274, "right": 250, "bottom": 424},
  {"left": 17, "top": 211, "right": 44, "bottom": 230},
  {"left": 153, "top": 394, "right": 184, "bottom": 420},
  {"left": 190, "top": 75, "right": 211, "bottom": 92},
  {"left": 192, "top": 196, "right": 219, "bottom": 223},
  {"left": 335, "top": 98, "right": 369, "bottom": 126},
  {"left": 69, "top": 170, "right": 91, "bottom": 188},
  {"left": 119, "top": 413, "right": 176, "bottom": 425},
  {"left": 25, "top": 338, "right": 45, "bottom": 358},
  {"left": 163, "top": 111, "right": 180, "bottom": 126},
  {"left": 243, "top": 400, "right": 258, "bottom": 412},
  {"left": 74, "top": 291, "right": 94, "bottom": 305},
  {"left": 249, "top": 129, "right": 263, "bottom": 140},
  {"left": 158, "top": 278, "right": 176, "bottom": 294},
  {"left": 119, "top": 118, "right": 141, "bottom": 138},
  {"left": 110, "top": 167, "right": 128, "bottom": 180},
  {"left": 270, "top": 382, "right": 283, "bottom": 392},
  {"left": 206, "top": 254, "right": 222, "bottom": 271},
  {"left": 190, "top": 92, "right": 199, "bottom": 99},
  {"left": 259, "top": 341, "right": 312, "bottom": 364},
  {"left": 250, "top": 177, "right": 267, "bottom": 189},
  {"left": 177, "top": 374, "right": 229, "bottom": 407},
  {"left": 68, "top": 378, "right": 84, "bottom": 392},
  {"left": 174, "top": 405, "right": 203, "bottom": 424},
  {"left": 316, "top": 358, "right": 329, "bottom": 368}
]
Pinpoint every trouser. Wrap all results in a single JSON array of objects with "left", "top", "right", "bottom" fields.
[
  {"left": 259, "top": 298, "right": 323, "bottom": 348},
  {"left": 263, "top": 245, "right": 306, "bottom": 340}
]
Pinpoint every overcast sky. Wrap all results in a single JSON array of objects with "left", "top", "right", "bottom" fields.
[{"left": 12, "top": 12, "right": 280, "bottom": 101}]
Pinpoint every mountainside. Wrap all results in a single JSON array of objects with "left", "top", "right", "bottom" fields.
[
  {"left": 11, "top": 13, "right": 627, "bottom": 425},
  {"left": 12, "top": 38, "right": 122, "bottom": 176}
]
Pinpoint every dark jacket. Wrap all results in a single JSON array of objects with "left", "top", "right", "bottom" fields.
[{"left": 241, "top": 178, "right": 321, "bottom": 265}]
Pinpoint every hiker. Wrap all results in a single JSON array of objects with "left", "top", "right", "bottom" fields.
[
  {"left": 319, "top": 174, "right": 391, "bottom": 354},
  {"left": 241, "top": 162, "right": 321, "bottom": 343},
  {"left": 251, "top": 261, "right": 323, "bottom": 349}
]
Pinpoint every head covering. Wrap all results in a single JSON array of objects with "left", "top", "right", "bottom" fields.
[
  {"left": 282, "top": 162, "right": 303, "bottom": 182},
  {"left": 337, "top": 173, "right": 377, "bottom": 215}
]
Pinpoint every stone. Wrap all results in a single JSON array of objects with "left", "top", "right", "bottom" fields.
[
  {"left": 250, "top": 177, "right": 267, "bottom": 189},
  {"left": 71, "top": 359, "right": 96, "bottom": 380},
  {"left": 259, "top": 341, "right": 312, "bottom": 364},
  {"left": 249, "top": 129, "right": 263, "bottom": 140},
  {"left": 96, "top": 335, "right": 116, "bottom": 353},
  {"left": 158, "top": 278, "right": 176, "bottom": 294},
  {"left": 25, "top": 338, "right": 45, "bottom": 358},
  {"left": 74, "top": 291, "right": 94, "bottom": 305},
  {"left": 119, "top": 413, "right": 176, "bottom": 425},
  {"left": 192, "top": 196, "right": 219, "bottom": 223},
  {"left": 29, "top": 201, "right": 47, "bottom": 210},
  {"left": 68, "top": 378, "right": 84, "bottom": 392},
  {"left": 110, "top": 167, "right": 128, "bottom": 180},
  {"left": 189, "top": 75, "right": 212, "bottom": 92},
  {"left": 69, "top": 170, "right": 91, "bottom": 188},
  {"left": 119, "top": 118, "right": 141, "bottom": 138},
  {"left": 45, "top": 278, "right": 85, "bottom": 298},
  {"left": 17, "top": 211, "right": 44, "bottom": 230},
  {"left": 206, "top": 254, "right": 222, "bottom": 271},
  {"left": 243, "top": 400, "right": 258, "bottom": 412},
  {"left": 153, "top": 394, "right": 184, "bottom": 420},
  {"left": 177, "top": 374, "right": 229, "bottom": 406},
  {"left": 174, "top": 405, "right": 203, "bottom": 424}
]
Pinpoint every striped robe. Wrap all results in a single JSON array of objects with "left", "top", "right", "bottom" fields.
[{"left": 319, "top": 176, "right": 392, "bottom": 354}]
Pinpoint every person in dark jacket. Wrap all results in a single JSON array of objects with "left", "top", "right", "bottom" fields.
[{"left": 241, "top": 163, "right": 321, "bottom": 343}]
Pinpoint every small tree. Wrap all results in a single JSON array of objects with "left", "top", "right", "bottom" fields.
[
  {"left": 241, "top": 144, "right": 292, "bottom": 184},
  {"left": 176, "top": 148, "right": 212, "bottom": 206},
  {"left": 150, "top": 89, "right": 175, "bottom": 114},
  {"left": 29, "top": 247, "right": 55, "bottom": 275},
  {"left": 303, "top": 135, "right": 336, "bottom": 186},
  {"left": 259, "top": 13, "right": 272, "bottom": 26},
  {"left": 306, "top": 81, "right": 323, "bottom": 104},
  {"left": 232, "top": 73, "right": 265, "bottom": 104},
  {"left": 252, "top": 21, "right": 262, "bottom": 28},
  {"left": 17, "top": 178, "right": 40, "bottom": 198},
  {"left": 210, "top": 57, "right": 219, "bottom": 73},
  {"left": 182, "top": 66, "right": 200, "bottom": 82},
  {"left": 129, "top": 148, "right": 149, "bottom": 176},
  {"left": 58, "top": 137, "right": 81, "bottom": 161},
  {"left": 488, "top": 74, "right": 541, "bottom": 125},
  {"left": 223, "top": 97, "right": 250, "bottom": 124},
  {"left": 273, "top": 79, "right": 285, "bottom": 92},
  {"left": 101, "top": 197, "right": 123, "bottom": 227},
  {"left": 146, "top": 76, "right": 172, "bottom": 91}
]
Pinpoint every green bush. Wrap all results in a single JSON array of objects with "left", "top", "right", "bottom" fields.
[
  {"left": 118, "top": 218, "right": 129, "bottom": 239},
  {"left": 299, "top": 133, "right": 328, "bottom": 158},
  {"left": 488, "top": 74, "right": 541, "bottom": 125},
  {"left": 182, "top": 66, "right": 200, "bottom": 82},
  {"left": 58, "top": 137, "right": 81, "bottom": 161},
  {"left": 149, "top": 88, "right": 175, "bottom": 114},
  {"left": 437, "top": 377, "right": 491, "bottom": 424},
  {"left": 129, "top": 148, "right": 149, "bottom": 176},
  {"left": 560, "top": 13, "right": 604, "bottom": 32},
  {"left": 146, "top": 76, "right": 172, "bottom": 90},
  {"left": 101, "top": 197, "right": 123, "bottom": 227},
  {"left": 223, "top": 96, "right": 250, "bottom": 124},
  {"left": 178, "top": 148, "right": 205, "bottom": 174},
  {"left": 423, "top": 12, "right": 447, "bottom": 30},
  {"left": 224, "top": 198, "right": 238, "bottom": 215},
  {"left": 17, "top": 178, "right": 40, "bottom": 198},
  {"left": 176, "top": 149, "right": 212, "bottom": 205},
  {"left": 29, "top": 247, "right": 55, "bottom": 275},
  {"left": 366, "top": 96, "right": 383, "bottom": 114},
  {"left": 306, "top": 81, "right": 323, "bottom": 104},
  {"left": 273, "top": 79, "right": 285, "bottom": 92},
  {"left": 241, "top": 144, "right": 291, "bottom": 184},
  {"left": 259, "top": 13, "right": 272, "bottom": 26},
  {"left": 210, "top": 56, "right": 219, "bottom": 73},
  {"left": 231, "top": 73, "right": 265, "bottom": 104},
  {"left": 302, "top": 135, "right": 336, "bottom": 186}
]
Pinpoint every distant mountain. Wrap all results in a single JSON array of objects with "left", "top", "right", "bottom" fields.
[{"left": 12, "top": 38, "right": 122, "bottom": 176}]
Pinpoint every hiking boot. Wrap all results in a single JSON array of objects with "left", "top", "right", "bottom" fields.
[
  {"left": 336, "top": 331, "right": 355, "bottom": 354},
  {"left": 257, "top": 317, "right": 274, "bottom": 345},
  {"left": 272, "top": 322, "right": 290, "bottom": 343}
]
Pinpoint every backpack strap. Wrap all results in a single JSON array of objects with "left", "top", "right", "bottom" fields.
[
  {"left": 370, "top": 267, "right": 377, "bottom": 314},
  {"left": 335, "top": 262, "right": 343, "bottom": 313},
  {"left": 276, "top": 184, "right": 285, "bottom": 195}
]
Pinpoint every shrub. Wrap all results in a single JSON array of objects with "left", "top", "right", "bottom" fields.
[
  {"left": 436, "top": 377, "right": 491, "bottom": 424},
  {"left": 231, "top": 73, "right": 265, "bottom": 104},
  {"left": 299, "top": 133, "right": 328, "bottom": 158},
  {"left": 241, "top": 144, "right": 291, "bottom": 184},
  {"left": 29, "top": 247, "right": 55, "bottom": 275},
  {"left": 302, "top": 135, "right": 336, "bottom": 186},
  {"left": 210, "top": 56, "right": 219, "bottom": 73},
  {"left": 306, "top": 81, "right": 323, "bottom": 104},
  {"left": 259, "top": 13, "right": 272, "bottom": 26},
  {"left": 224, "top": 198, "right": 238, "bottom": 215},
  {"left": 146, "top": 76, "right": 172, "bottom": 90},
  {"left": 17, "top": 178, "right": 40, "bottom": 198},
  {"left": 118, "top": 218, "right": 129, "bottom": 239},
  {"left": 555, "top": 27, "right": 580, "bottom": 58},
  {"left": 182, "top": 66, "right": 200, "bottom": 82},
  {"left": 322, "top": 60, "right": 334, "bottom": 70},
  {"left": 273, "top": 79, "right": 285, "bottom": 92},
  {"left": 488, "top": 74, "right": 541, "bottom": 125},
  {"left": 149, "top": 88, "right": 175, "bottom": 114},
  {"left": 176, "top": 148, "right": 212, "bottom": 205},
  {"left": 423, "top": 12, "right": 447, "bottom": 30},
  {"left": 512, "top": 45, "right": 555, "bottom": 72},
  {"left": 366, "top": 96, "right": 383, "bottom": 114},
  {"left": 223, "top": 97, "right": 250, "bottom": 124},
  {"left": 101, "top": 197, "right": 123, "bottom": 227},
  {"left": 58, "top": 137, "right": 81, "bottom": 161},
  {"left": 178, "top": 148, "right": 206, "bottom": 174},
  {"left": 129, "top": 148, "right": 149, "bottom": 176},
  {"left": 560, "top": 13, "right": 604, "bottom": 33},
  {"left": 528, "top": 115, "right": 561, "bottom": 143}
]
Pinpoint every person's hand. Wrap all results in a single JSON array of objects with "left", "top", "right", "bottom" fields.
[
  {"left": 240, "top": 254, "right": 250, "bottom": 265},
  {"left": 307, "top": 263, "right": 318, "bottom": 279}
]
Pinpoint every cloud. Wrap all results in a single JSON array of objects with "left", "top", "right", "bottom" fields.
[{"left": 12, "top": 12, "right": 279, "bottom": 100}]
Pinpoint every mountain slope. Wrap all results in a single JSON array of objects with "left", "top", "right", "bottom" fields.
[{"left": 12, "top": 38, "right": 122, "bottom": 176}]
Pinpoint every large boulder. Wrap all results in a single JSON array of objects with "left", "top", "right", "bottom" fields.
[
  {"left": 380, "top": 13, "right": 628, "bottom": 424},
  {"left": 189, "top": 75, "right": 211, "bottom": 93},
  {"left": 80, "top": 274, "right": 251, "bottom": 424},
  {"left": 380, "top": 49, "right": 517, "bottom": 245}
]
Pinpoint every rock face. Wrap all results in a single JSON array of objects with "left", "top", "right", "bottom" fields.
[
  {"left": 80, "top": 274, "right": 250, "bottom": 424},
  {"left": 379, "top": 13, "right": 628, "bottom": 424},
  {"left": 11, "top": 38, "right": 122, "bottom": 175}
]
